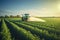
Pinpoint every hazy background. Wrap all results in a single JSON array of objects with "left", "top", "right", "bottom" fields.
[{"left": 0, "top": 0, "right": 60, "bottom": 17}]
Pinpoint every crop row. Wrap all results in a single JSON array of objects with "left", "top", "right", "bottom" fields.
[
  {"left": 5, "top": 19, "right": 40, "bottom": 40},
  {"left": 0, "top": 19, "right": 12, "bottom": 40},
  {"left": 14, "top": 22, "right": 60, "bottom": 40},
  {"left": 20, "top": 21, "right": 60, "bottom": 35}
]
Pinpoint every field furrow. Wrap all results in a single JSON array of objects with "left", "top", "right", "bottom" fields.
[
  {"left": 5, "top": 19, "right": 40, "bottom": 40},
  {"left": 14, "top": 22, "right": 60, "bottom": 40},
  {"left": 0, "top": 18, "right": 60, "bottom": 40},
  {"left": 20, "top": 21, "right": 60, "bottom": 35},
  {"left": 0, "top": 19, "right": 12, "bottom": 40}
]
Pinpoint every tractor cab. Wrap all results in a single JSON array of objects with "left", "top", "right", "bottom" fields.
[{"left": 22, "top": 14, "right": 29, "bottom": 21}]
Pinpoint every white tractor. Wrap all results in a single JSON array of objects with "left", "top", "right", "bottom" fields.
[{"left": 22, "top": 14, "right": 29, "bottom": 21}]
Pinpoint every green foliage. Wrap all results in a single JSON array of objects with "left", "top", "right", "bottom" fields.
[
  {"left": 6, "top": 20, "right": 40, "bottom": 40},
  {"left": 15, "top": 22, "right": 59, "bottom": 40},
  {"left": 0, "top": 18, "right": 60, "bottom": 40},
  {"left": 21, "top": 21, "right": 60, "bottom": 35},
  {"left": 1, "top": 19, "right": 12, "bottom": 40}
]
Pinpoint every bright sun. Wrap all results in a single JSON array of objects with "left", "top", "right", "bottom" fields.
[
  {"left": 57, "top": 1, "right": 60, "bottom": 11},
  {"left": 58, "top": 5, "right": 60, "bottom": 10}
]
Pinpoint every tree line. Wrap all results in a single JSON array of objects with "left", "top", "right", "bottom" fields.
[{"left": 0, "top": 15, "right": 21, "bottom": 18}]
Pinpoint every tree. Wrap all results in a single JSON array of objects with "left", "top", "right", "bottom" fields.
[
  {"left": 5, "top": 15, "right": 9, "bottom": 18},
  {"left": 0, "top": 16, "right": 4, "bottom": 18},
  {"left": 10, "top": 15, "right": 14, "bottom": 18},
  {"left": 16, "top": 15, "right": 20, "bottom": 18}
]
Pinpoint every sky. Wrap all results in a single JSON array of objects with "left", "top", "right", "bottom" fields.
[{"left": 0, "top": 0, "right": 60, "bottom": 17}]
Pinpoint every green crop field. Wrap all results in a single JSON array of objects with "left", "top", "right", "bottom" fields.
[{"left": 0, "top": 17, "right": 60, "bottom": 40}]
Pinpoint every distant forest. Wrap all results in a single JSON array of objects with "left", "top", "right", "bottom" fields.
[
  {"left": 0, "top": 15, "right": 60, "bottom": 18},
  {"left": 0, "top": 15, "right": 21, "bottom": 18}
]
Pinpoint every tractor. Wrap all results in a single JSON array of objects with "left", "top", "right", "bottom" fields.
[{"left": 22, "top": 14, "right": 29, "bottom": 21}]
